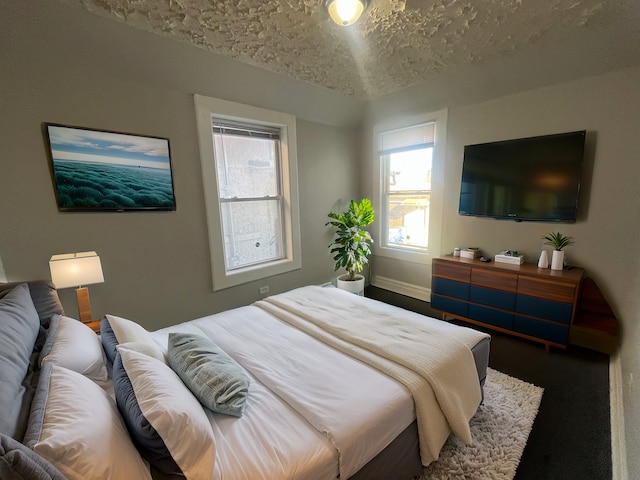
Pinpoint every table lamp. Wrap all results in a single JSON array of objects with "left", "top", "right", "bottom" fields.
[{"left": 49, "top": 251, "right": 104, "bottom": 324}]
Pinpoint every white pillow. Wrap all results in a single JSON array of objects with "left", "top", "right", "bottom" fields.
[
  {"left": 41, "top": 315, "right": 107, "bottom": 381},
  {"left": 101, "top": 315, "right": 165, "bottom": 369},
  {"left": 118, "top": 345, "right": 216, "bottom": 480},
  {"left": 25, "top": 364, "right": 152, "bottom": 480},
  {"left": 106, "top": 314, "right": 153, "bottom": 344},
  {"left": 118, "top": 340, "right": 165, "bottom": 363}
]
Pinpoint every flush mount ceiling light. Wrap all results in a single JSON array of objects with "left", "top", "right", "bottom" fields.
[{"left": 324, "top": 0, "right": 371, "bottom": 26}]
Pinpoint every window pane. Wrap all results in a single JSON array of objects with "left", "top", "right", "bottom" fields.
[
  {"left": 221, "top": 199, "right": 283, "bottom": 270},
  {"left": 213, "top": 134, "right": 278, "bottom": 199},
  {"left": 387, "top": 193, "right": 430, "bottom": 248},
  {"left": 389, "top": 148, "right": 432, "bottom": 192}
]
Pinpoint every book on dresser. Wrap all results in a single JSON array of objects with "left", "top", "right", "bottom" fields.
[{"left": 430, "top": 255, "right": 584, "bottom": 350}]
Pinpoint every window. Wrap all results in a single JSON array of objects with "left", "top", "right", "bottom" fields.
[
  {"left": 373, "top": 110, "right": 447, "bottom": 263},
  {"left": 212, "top": 121, "right": 284, "bottom": 271},
  {"left": 194, "top": 95, "right": 301, "bottom": 291}
]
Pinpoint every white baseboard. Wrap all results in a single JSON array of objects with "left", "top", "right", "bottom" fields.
[
  {"left": 370, "top": 275, "right": 431, "bottom": 302},
  {"left": 610, "top": 352, "right": 628, "bottom": 480}
]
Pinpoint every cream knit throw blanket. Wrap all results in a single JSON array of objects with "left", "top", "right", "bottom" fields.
[{"left": 255, "top": 286, "right": 490, "bottom": 466}]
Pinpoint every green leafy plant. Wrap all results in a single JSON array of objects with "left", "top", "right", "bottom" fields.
[
  {"left": 543, "top": 231, "right": 574, "bottom": 251},
  {"left": 326, "top": 198, "right": 375, "bottom": 281}
]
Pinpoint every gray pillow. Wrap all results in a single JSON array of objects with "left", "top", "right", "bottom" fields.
[
  {"left": 167, "top": 332, "right": 250, "bottom": 417},
  {"left": 0, "top": 281, "right": 64, "bottom": 328},
  {"left": 0, "top": 433, "right": 67, "bottom": 480},
  {"left": 0, "top": 284, "right": 40, "bottom": 439},
  {"left": 100, "top": 318, "right": 119, "bottom": 365}
]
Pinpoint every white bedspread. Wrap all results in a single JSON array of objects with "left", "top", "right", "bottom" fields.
[
  {"left": 256, "top": 285, "right": 490, "bottom": 466},
  {"left": 152, "top": 305, "right": 414, "bottom": 479},
  {"left": 151, "top": 285, "right": 489, "bottom": 479}
]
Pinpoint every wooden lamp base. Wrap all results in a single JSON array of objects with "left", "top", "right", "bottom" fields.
[{"left": 76, "top": 286, "right": 94, "bottom": 324}]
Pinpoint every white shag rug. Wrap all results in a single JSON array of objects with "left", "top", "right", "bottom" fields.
[{"left": 417, "top": 368, "right": 544, "bottom": 480}]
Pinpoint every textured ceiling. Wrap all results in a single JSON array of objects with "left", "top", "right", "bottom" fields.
[{"left": 60, "top": 0, "right": 613, "bottom": 100}]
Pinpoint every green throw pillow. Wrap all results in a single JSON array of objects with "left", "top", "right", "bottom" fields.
[{"left": 167, "top": 332, "right": 249, "bottom": 417}]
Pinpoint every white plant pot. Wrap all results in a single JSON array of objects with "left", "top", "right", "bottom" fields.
[
  {"left": 550, "top": 250, "right": 564, "bottom": 271},
  {"left": 336, "top": 274, "right": 365, "bottom": 296}
]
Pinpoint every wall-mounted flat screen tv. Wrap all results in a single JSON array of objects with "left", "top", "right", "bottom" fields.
[
  {"left": 458, "top": 130, "right": 586, "bottom": 223},
  {"left": 45, "top": 123, "right": 177, "bottom": 212}
]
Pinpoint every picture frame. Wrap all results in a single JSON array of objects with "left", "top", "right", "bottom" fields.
[{"left": 44, "top": 123, "right": 177, "bottom": 212}]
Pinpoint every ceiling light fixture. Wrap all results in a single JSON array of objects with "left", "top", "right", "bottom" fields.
[{"left": 324, "top": 0, "right": 370, "bottom": 26}]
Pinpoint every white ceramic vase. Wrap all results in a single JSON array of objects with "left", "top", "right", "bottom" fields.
[
  {"left": 336, "top": 274, "right": 365, "bottom": 296},
  {"left": 537, "top": 250, "right": 549, "bottom": 268},
  {"left": 550, "top": 250, "right": 564, "bottom": 271}
]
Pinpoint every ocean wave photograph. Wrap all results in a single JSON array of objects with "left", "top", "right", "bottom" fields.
[{"left": 46, "top": 124, "right": 176, "bottom": 211}]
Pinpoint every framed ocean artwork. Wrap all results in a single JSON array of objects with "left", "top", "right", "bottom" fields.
[{"left": 44, "top": 123, "right": 176, "bottom": 211}]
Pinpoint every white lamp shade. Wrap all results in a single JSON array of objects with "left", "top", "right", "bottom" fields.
[
  {"left": 49, "top": 252, "right": 104, "bottom": 289},
  {"left": 326, "top": 0, "right": 367, "bottom": 26}
]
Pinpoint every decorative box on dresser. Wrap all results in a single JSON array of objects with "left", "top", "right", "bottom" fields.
[{"left": 431, "top": 256, "right": 585, "bottom": 350}]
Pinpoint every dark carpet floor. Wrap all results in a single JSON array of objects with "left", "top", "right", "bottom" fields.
[{"left": 365, "top": 285, "right": 611, "bottom": 480}]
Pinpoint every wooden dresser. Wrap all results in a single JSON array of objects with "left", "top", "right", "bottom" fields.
[{"left": 431, "top": 256, "right": 585, "bottom": 350}]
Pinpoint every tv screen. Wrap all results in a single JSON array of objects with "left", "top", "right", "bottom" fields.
[
  {"left": 45, "top": 123, "right": 177, "bottom": 212},
  {"left": 458, "top": 130, "right": 585, "bottom": 223}
]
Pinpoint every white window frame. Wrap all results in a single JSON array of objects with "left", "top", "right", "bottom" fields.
[
  {"left": 372, "top": 109, "right": 448, "bottom": 264},
  {"left": 194, "top": 94, "right": 302, "bottom": 291}
]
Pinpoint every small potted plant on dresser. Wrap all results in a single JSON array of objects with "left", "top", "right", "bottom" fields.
[
  {"left": 326, "top": 198, "right": 374, "bottom": 295},
  {"left": 543, "top": 231, "right": 574, "bottom": 270}
]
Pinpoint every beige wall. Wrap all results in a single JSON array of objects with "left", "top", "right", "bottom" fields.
[
  {"left": 0, "top": 0, "right": 363, "bottom": 328},
  {"left": 366, "top": 67, "right": 640, "bottom": 478}
]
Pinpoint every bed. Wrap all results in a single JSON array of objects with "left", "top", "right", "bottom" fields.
[{"left": 0, "top": 280, "right": 490, "bottom": 480}]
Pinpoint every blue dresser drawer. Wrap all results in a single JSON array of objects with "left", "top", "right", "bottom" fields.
[
  {"left": 431, "top": 294, "right": 468, "bottom": 317},
  {"left": 515, "top": 295, "right": 572, "bottom": 324},
  {"left": 514, "top": 315, "right": 569, "bottom": 344},
  {"left": 432, "top": 277, "right": 469, "bottom": 300},
  {"left": 468, "top": 304, "right": 513, "bottom": 330},
  {"left": 470, "top": 285, "right": 516, "bottom": 311}
]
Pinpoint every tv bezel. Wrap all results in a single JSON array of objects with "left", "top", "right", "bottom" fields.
[
  {"left": 458, "top": 130, "right": 586, "bottom": 223},
  {"left": 44, "top": 123, "right": 177, "bottom": 212}
]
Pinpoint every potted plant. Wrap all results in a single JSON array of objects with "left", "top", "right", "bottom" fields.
[
  {"left": 542, "top": 232, "right": 574, "bottom": 271},
  {"left": 326, "top": 198, "right": 374, "bottom": 295}
]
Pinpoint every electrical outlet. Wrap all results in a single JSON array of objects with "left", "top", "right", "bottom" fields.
[{"left": 259, "top": 286, "right": 269, "bottom": 294}]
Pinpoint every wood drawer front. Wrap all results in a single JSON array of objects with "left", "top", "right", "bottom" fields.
[
  {"left": 516, "top": 276, "right": 576, "bottom": 303},
  {"left": 432, "top": 260, "right": 471, "bottom": 283},
  {"left": 471, "top": 269, "right": 517, "bottom": 292}
]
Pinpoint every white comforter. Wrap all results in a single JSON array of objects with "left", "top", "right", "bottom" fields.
[
  {"left": 256, "top": 286, "right": 490, "bottom": 466},
  {"left": 151, "top": 286, "right": 489, "bottom": 479},
  {"left": 152, "top": 305, "right": 413, "bottom": 479}
]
